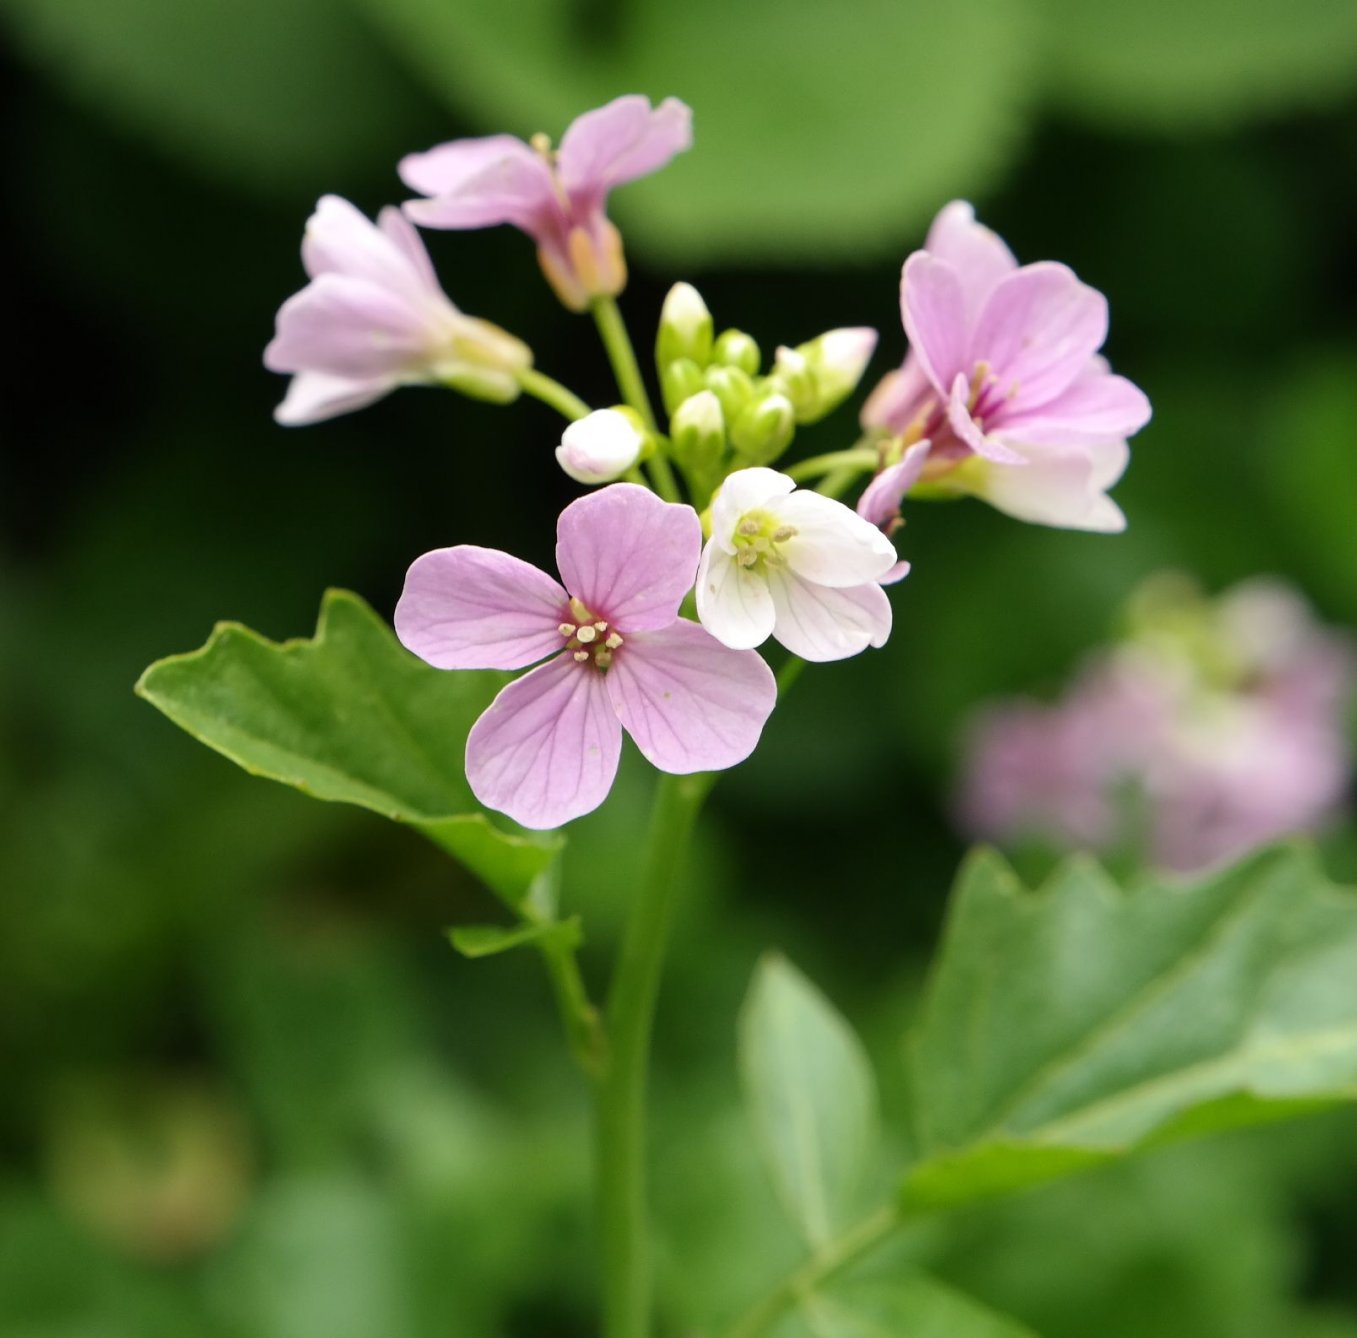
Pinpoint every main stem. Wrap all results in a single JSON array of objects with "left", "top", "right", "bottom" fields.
[{"left": 595, "top": 771, "right": 712, "bottom": 1338}]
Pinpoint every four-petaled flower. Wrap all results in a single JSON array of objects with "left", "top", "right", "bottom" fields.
[
  {"left": 400, "top": 95, "right": 692, "bottom": 312},
  {"left": 395, "top": 484, "right": 776, "bottom": 829},
  {"left": 696, "top": 468, "right": 898, "bottom": 662},
  {"left": 265, "top": 195, "right": 531, "bottom": 425},
  {"left": 861, "top": 201, "right": 1150, "bottom": 532}
]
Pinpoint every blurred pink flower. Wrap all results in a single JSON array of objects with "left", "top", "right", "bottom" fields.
[
  {"left": 400, "top": 95, "right": 692, "bottom": 311},
  {"left": 957, "top": 576, "right": 1355, "bottom": 872},
  {"left": 265, "top": 195, "right": 530, "bottom": 424},
  {"left": 396, "top": 484, "right": 775, "bottom": 829},
  {"left": 862, "top": 201, "right": 1150, "bottom": 532}
]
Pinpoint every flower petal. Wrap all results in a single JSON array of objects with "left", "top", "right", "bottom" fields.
[
  {"left": 901, "top": 252, "right": 969, "bottom": 396},
  {"left": 772, "top": 490, "right": 898, "bottom": 587},
  {"left": 968, "top": 439, "right": 1129, "bottom": 533},
  {"left": 557, "top": 95, "right": 693, "bottom": 203},
  {"left": 466, "top": 656, "right": 621, "bottom": 829},
  {"left": 709, "top": 467, "right": 796, "bottom": 551},
  {"left": 767, "top": 571, "right": 893, "bottom": 662},
  {"left": 859, "top": 354, "right": 934, "bottom": 435},
  {"left": 272, "top": 371, "right": 393, "bottom": 426},
  {"left": 969, "top": 261, "right": 1108, "bottom": 412},
  {"left": 300, "top": 196, "right": 434, "bottom": 307},
  {"left": 400, "top": 134, "right": 560, "bottom": 236},
  {"left": 922, "top": 200, "right": 1018, "bottom": 324},
  {"left": 376, "top": 205, "right": 443, "bottom": 293},
  {"left": 695, "top": 542, "right": 776, "bottom": 649},
  {"left": 395, "top": 547, "right": 568, "bottom": 670},
  {"left": 606, "top": 619, "right": 776, "bottom": 774},
  {"left": 555, "top": 483, "right": 700, "bottom": 630},
  {"left": 1001, "top": 370, "right": 1151, "bottom": 446},
  {"left": 946, "top": 374, "right": 1030, "bottom": 465},
  {"left": 857, "top": 440, "right": 931, "bottom": 526}
]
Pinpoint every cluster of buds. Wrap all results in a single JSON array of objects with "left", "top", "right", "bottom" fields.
[{"left": 655, "top": 283, "right": 876, "bottom": 494}]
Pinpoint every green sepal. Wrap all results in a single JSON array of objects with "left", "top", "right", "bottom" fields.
[{"left": 449, "top": 915, "right": 583, "bottom": 959}]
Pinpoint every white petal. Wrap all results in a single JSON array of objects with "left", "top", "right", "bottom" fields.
[
  {"left": 695, "top": 541, "right": 775, "bottom": 649},
  {"left": 772, "top": 490, "right": 898, "bottom": 587},
  {"left": 709, "top": 467, "right": 795, "bottom": 552},
  {"left": 767, "top": 570, "right": 893, "bottom": 662}
]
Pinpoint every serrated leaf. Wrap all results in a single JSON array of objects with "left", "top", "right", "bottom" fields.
[
  {"left": 904, "top": 846, "right": 1357, "bottom": 1209},
  {"left": 740, "top": 954, "right": 878, "bottom": 1247},
  {"left": 1034, "top": 0, "right": 1357, "bottom": 128},
  {"left": 135, "top": 589, "right": 561, "bottom": 906},
  {"left": 449, "top": 917, "right": 581, "bottom": 959},
  {"left": 0, "top": 0, "right": 416, "bottom": 193},
  {"left": 352, "top": 0, "right": 1035, "bottom": 262},
  {"left": 787, "top": 1275, "right": 1039, "bottom": 1338}
]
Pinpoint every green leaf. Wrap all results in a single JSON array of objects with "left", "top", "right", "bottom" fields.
[
  {"left": 449, "top": 917, "right": 581, "bottom": 959},
  {"left": 135, "top": 589, "right": 561, "bottom": 907},
  {"left": 787, "top": 1275, "right": 1039, "bottom": 1338},
  {"left": 0, "top": 0, "right": 417, "bottom": 193},
  {"left": 351, "top": 0, "right": 1035, "bottom": 262},
  {"left": 904, "top": 846, "right": 1357, "bottom": 1210},
  {"left": 1034, "top": 0, "right": 1357, "bottom": 128},
  {"left": 740, "top": 954, "right": 878, "bottom": 1247}
]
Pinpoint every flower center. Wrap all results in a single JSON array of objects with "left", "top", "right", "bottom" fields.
[
  {"left": 559, "top": 595, "right": 624, "bottom": 672},
  {"left": 731, "top": 509, "right": 798, "bottom": 572}
]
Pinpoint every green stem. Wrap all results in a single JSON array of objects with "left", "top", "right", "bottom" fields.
[
  {"left": 720, "top": 1203, "right": 904, "bottom": 1338},
  {"left": 539, "top": 933, "right": 606, "bottom": 1078},
  {"left": 595, "top": 771, "right": 713, "bottom": 1338},
  {"left": 517, "top": 367, "right": 592, "bottom": 421},
  {"left": 784, "top": 446, "right": 879, "bottom": 482}
]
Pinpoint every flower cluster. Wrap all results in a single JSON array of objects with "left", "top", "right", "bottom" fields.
[
  {"left": 266, "top": 96, "right": 1150, "bottom": 830},
  {"left": 957, "top": 575, "right": 1356, "bottom": 872}
]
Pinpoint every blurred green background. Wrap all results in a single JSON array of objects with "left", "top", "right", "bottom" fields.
[{"left": 3, "top": 0, "right": 1357, "bottom": 1334}]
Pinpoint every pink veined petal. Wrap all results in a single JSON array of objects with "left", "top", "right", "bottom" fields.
[
  {"left": 969, "top": 261, "right": 1109, "bottom": 413},
  {"left": 273, "top": 371, "right": 393, "bottom": 426},
  {"left": 557, "top": 95, "right": 693, "bottom": 204},
  {"left": 395, "top": 546, "right": 569, "bottom": 670},
  {"left": 946, "top": 374, "right": 1030, "bottom": 465},
  {"left": 1001, "top": 371, "right": 1151, "bottom": 446},
  {"left": 695, "top": 542, "right": 776, "bottom": 650},
  {"left": 606, "top": 619, "right": 776, "bottom": 774},
  {"left": 466, "top": 656, "right": 622, "bottom": 829},
  {"left": 555, "top": 484, "right": 701, "bottom": 630},
  {"left": 859, "top": 354, "right": 934, "bottom": 434},
  {"left": 901, "top": 253, "right": 970, "bottom": 396},
  {"left": 400, "top": 135, "right": 561, "bottom": 237},
  {"left": 880, "top": 560, "right": 912, "bottom": 586},
  {"left": 709, "top": 467, "right": 797, "bottom": 552},
  {"left": 767, "top": 570, "right": 893, "bottom": 662},
  {"left": 923, "top": 200, "right": 1018, "bottom": 325},
  {"left": 857, "top": 441, "right": 931, "bottom": 527},
  {"left": 376, "top": 205, "right": 443, "bottom": 294},
  {"left": 300, "top": 196, "right": 432, "bottom": 310},
  {"left": 773, "top": 490, "right": 898, "bottom": 587},
  {"left": 264, "top": 274, "right": 443, "bottom": 380}
]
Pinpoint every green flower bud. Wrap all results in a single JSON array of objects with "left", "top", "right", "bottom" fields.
[
  {"left": 656, "top": 282, "right": 714, "bottom": 371},
  {"left": 780, "top": 327, "right": 879, "bottom": 424},
  {"left": 769, "top": 346, "right": 817, "bottom": 421},
  {"left": 712, "top": 329, "right": 761, "bottom": 377},
  {"left": 705, "top": 364, "right": 756, "bottom": 424},
  {"left": 670, "top": 389, "right": 726, "bottom": 481},
  {"left": 730, "top": 391, "right": 796, "bottom": 465},
  {"left": 661, "top": 357, "right": 707, "bottom": 417}
]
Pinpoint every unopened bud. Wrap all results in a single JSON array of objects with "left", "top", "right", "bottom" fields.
[
  {"left": 670, "top": 390, "right": 726, "bottom": 479},
  {"left": 730, "top": 391, "right": 796, "bottom": 465},
  {"left": 705, "top": 364, "right": 755, "bottom": 424},
  {"left": 712, "top": 329, "right": 761, "bottom": 377},
  {"left": 770, "top": 346, "right": 817, "bottom": 420},
  {"left": 555, "top": 408, "right": 645, "bottom": 484},
  {"left": 661, "top": 357, "right": 707, "bottom": 417},
  {"left": 656, "top": 283, "right": 713, "bottom": 370},
  {"left": 782, "top": 326, "right": 878, "bottom": 424}
]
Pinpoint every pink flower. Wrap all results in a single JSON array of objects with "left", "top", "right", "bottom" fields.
[
  {"left": 854, "top": 440, "right": 930, "bottom": 585},
  {"left": 400, "top": 95, "right": 692, "bottom": 311},
  {"left": 265, "top": 195, "right": 531, "bottom": 425},
  {"left": 861, "top": 201, "right": 1150, "bottom": 531},
  {"left": 395, "top": 484, "right": 776, "bottom": 829}
]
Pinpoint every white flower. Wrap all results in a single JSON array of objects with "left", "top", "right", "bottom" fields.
[
  {"left": 696, "top": 467, "right": 898, "bottom": 662},
  {"left": 555, "top": 409, "right": 645, "bottom": 484}
]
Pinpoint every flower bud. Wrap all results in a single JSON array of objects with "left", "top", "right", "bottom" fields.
[
  {"left": 730, "top": 391, "right": 796, "bottom": 465},
  {"left": 661, "top": 357, "right": 707, "bottom": 417},
  {"left": 780, "top": 327, "right": 878, "bottom": 424},
  {"left": 769, "top": 346, "right": 816, "bottom": 420},
  {"left": 705, "top": 365, "right": 755, "bottom": 424},
  {"left": 656, "top": 282, "right": 714, "bottom": 370},
  {"left": 555, "top": 408, "right": 645, "bottom": 484},
  {"left": 670, "top": 390, "right": 726, "bottom": 481},
  {"left": 712, "top": 329, "right": 761, "bottom": 376}
]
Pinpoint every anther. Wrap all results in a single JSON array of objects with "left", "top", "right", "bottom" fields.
[
  {"left": 573, "top": 650, "right": 589, "bottom": 663},
  {"left": 594, "top": 649, "right": 613, "bottom": 669},
  {"left": 558, "top": 622, "right": 577, "bottom": 637},
  {"left": 593, "top": 621, "right": 608, "bottom": 632},
  {"left": 576, "top": 625, "right": 598, "bottom": 644},
  {"left": 772, "top": 525, "right": 797, "bottom": 542},
  {"left": 737, "top": 550, "right": 759, "bottom": 568},
  {"left": 737, "top": 519, "right": 761, "bottom": 536},
  {"left": 605, "top": 632, "right": 623, "bottom": 650}
]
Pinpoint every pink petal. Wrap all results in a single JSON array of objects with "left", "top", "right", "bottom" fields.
[
  {"left": 466, "top": 655, "right": 622, "bottom": 829},
  {"left": 901, "top": 253, "right": 969, "bottom": 396},
  {"left": 923, "top": 201, "right": 1018, "bottom": 324},
  {"left": 969, "top": 261, "right": 1108, "bottom": 413},
  {"left": 300, "top": 196, "right": 433, "bottom": 308},
  {"left": 400, "top": 134, "right": 560, "bottom": 237},
  {"left": 974, "top": 440, "right": 1129, "bottom": 533},
  {"left": 272, "top": 371, "right": 392, "bottom": 426},
  {"left": 377, "top": 206, "right": 442, "bottom": 293},
  {"left": 859, "top": 354, "right": 934, "bottom": 434},
  {"left": 767, "top": 571, "right": 893, "bottom": 662},
  {"left": 557, "top": 95, "right": 693, "bottom": 204},
  {"left": 556, "top": 484, "right": 701, "bottom": 631},
  {"left": 1002, "top": 371, "right": 1151, "bottom": 446},
  {"left": 695, "top": 543, "right": 777, "bottom": 650},
  {"left": 395, "top": 547, "right": 569, "bottom": 670},
  {"left": 946, "top": 374, "right": 1030, "bottom": 465},
  {"left": 880, "top": 560, "right": 912, "bottom": 586},
  {"left": 606, "top": 619, "right": 776, "bottom": 774},
  {"left": 856, "top": 441, "right": 931, "bottom": 527},
  {"left": 264, "top": 274, "right": 439, "bottom": 380}
]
